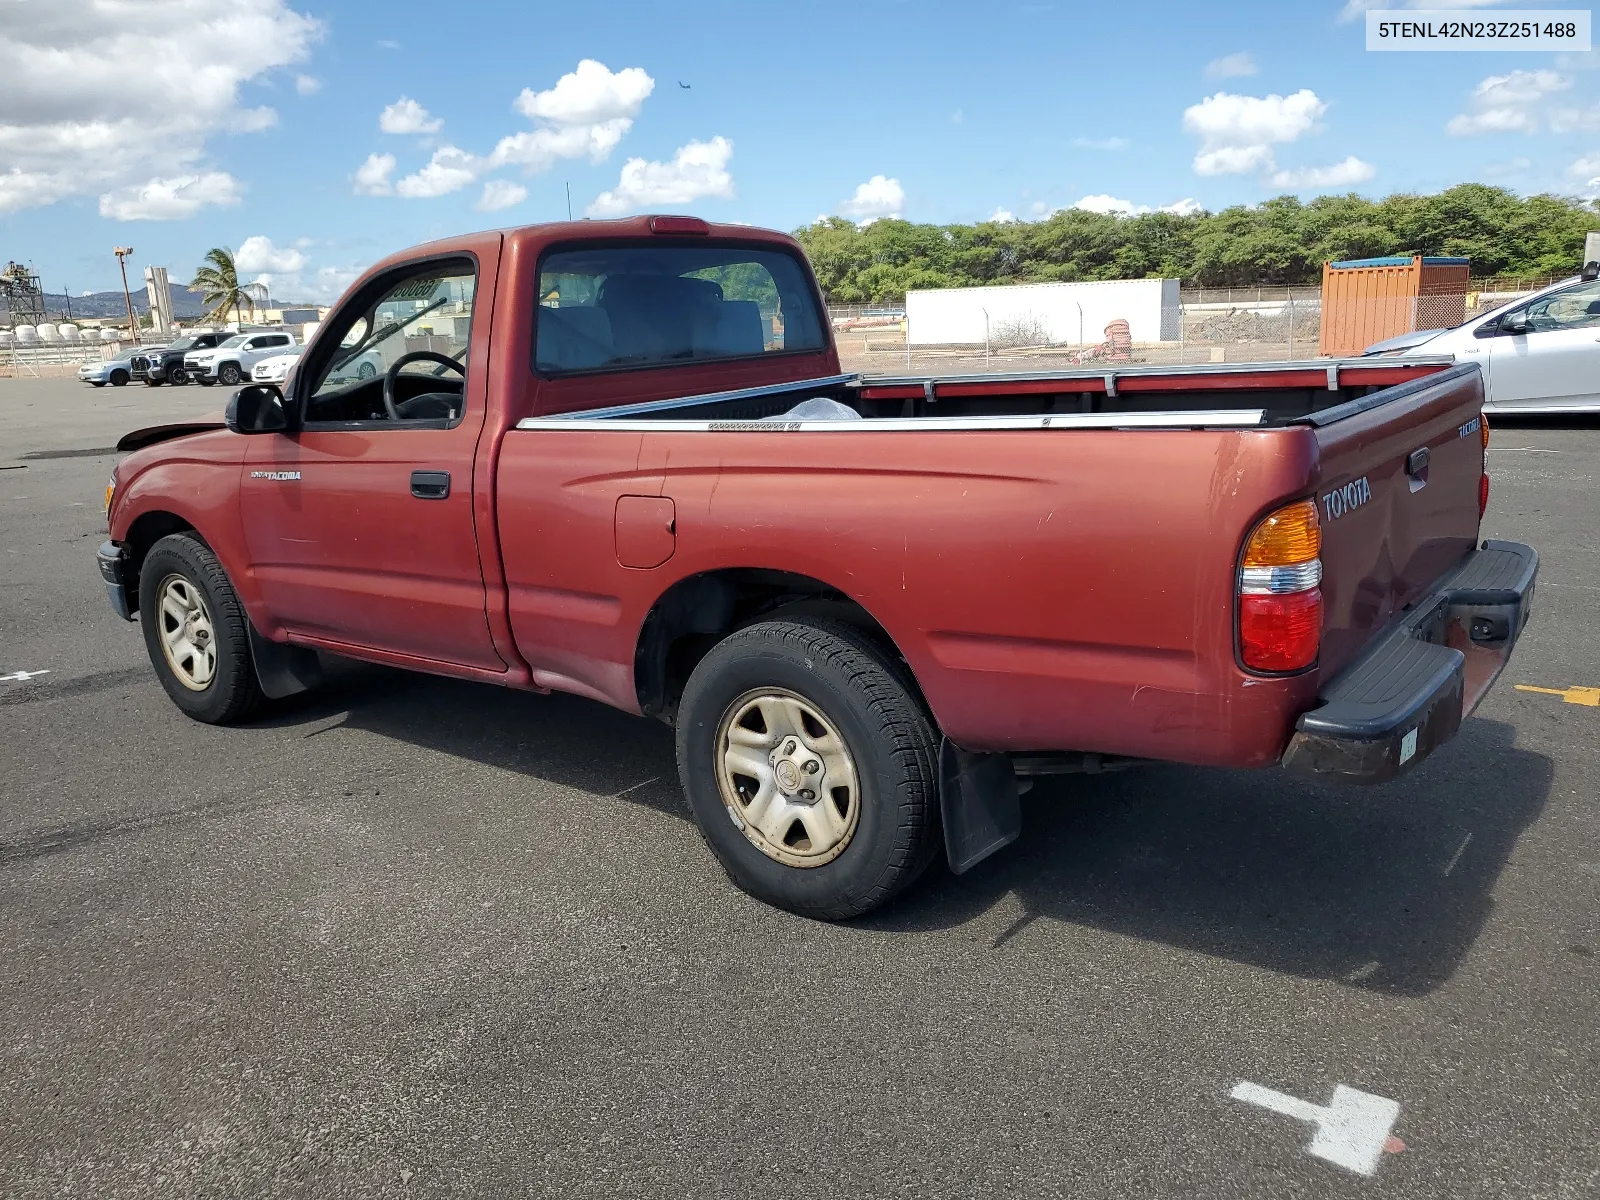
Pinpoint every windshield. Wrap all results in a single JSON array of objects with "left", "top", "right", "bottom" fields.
[{"left": 218, "top": 335, "right": 248, "bottom": 349}]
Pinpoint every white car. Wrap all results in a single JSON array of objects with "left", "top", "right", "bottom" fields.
[
  {"left": 251, "top": 346, "right": 304, "bottom": 385},
  {"left": 77, "top": 349, "right": 140, "bottom": 387},
  {"left": 1365, "top": 266, "right": 1600, "bottom": 413},
  {"left": 186, "top": 330, "right": 297, "bottom": 387}
]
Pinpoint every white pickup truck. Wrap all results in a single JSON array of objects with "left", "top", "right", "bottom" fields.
[
  {"left": 186, "top": 330, "right": 297, "bottom": 387},
  {"left": 1365, "top": 263, "right": 1600, "bottom": 414}
]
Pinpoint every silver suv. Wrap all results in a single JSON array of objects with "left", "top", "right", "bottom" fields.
[{"left": 185, "top": 331, "right": 297, "bottom": 386}]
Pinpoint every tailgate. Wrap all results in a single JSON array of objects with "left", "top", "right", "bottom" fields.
[{"left": 1308, "top": 362, "right": 1486, "bottom": 678}]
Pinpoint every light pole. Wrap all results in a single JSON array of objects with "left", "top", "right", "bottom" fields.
[{"left": 113, "top": 247, "right": 138, "bottom": 341}]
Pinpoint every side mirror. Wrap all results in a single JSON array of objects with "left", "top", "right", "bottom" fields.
[
  {"left": 1499, "top": 312, "right": 1531, "bottom": 336},
  {"left": 225, "top": 383, "right": 287, "bottom": 434},
  {"left": 1583, "top": 260, "right": 1599, "bottom": 283}
]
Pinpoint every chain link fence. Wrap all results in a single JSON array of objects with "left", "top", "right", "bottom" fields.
[{"left": 831, "top": 281, "right": 1547, "bottom": 376}]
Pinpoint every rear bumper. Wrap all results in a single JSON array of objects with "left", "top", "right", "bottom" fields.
[
  {"left": 1281, "top": 539, "right": 1537, "bottom": 783},
  {"left": 97, "top": 540, "right": 136, "bottom": 622}
]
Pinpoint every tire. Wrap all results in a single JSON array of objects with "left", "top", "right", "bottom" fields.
[
  {"left": 169, "top": 368, "right": 188, "bottom": 386},
  {"left": 357, "top": 361, "right": 377, "bottom": 380},
  {"left": 196, "top": 377, "right": 215, "bottom": 387},
  {"left": 138, "top": 532, "right": 266, "bottom": 724},
  {"left": 110, "top": 369, "right": 129, "bottom": 387},
  {"left": 90, "top": 381, "right": 106, "bottom": 388},
  {"left": 143, "top": 377, "right": 163, "bottom": 387},
  {"left": 218, "top": 363, "right": 242, "bottom": 385},
  {"left": 676, "top": 619, "right": 941, "bottom": 920}
]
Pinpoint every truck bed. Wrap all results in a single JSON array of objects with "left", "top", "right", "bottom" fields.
[{"left": 500, "top": 355, "right": 1487, "bottom": 769}]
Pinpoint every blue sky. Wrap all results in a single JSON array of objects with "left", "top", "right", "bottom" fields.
[{"left": 3, "top": 0, "right": 1598, "bottom": 300}]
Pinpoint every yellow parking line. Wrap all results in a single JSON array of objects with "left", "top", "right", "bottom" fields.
[{"left": 1515, "top": 684, "right": 1600, "bottom": 707}]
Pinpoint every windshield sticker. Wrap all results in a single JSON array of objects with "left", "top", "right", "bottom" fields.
[{"left": 1322, "top": 476, "right": 1371, "bottom": 521}]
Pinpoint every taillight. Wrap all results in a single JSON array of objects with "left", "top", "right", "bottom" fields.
[
  {"left": 1238, "top": 498, "right": 1323, "bottom": 672},
  {"left": 1479, "top": 414, "right": 1490, "bottom": 517}
]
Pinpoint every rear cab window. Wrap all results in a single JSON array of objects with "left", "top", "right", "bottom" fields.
[{"left": 534, "top": 244, "right": 826, "bottom": 375}]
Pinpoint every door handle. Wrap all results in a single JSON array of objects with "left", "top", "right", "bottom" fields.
[{"left": 410, "top": 470, "right": 450, "bottom": 499}]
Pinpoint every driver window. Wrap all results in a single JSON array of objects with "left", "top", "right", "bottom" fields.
[
  {"left": 308, "top": 260, "right": 476, "bottom": 422},
  {"left": 1520, "top": 280, "right": 1600, "bottom": 334}
]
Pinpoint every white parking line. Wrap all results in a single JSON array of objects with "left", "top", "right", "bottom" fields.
[
  {"left": 1231, "top": 1080, "right": 1401, "bottom": 1176},
  {"left": 0, "top": 669, "right": 50, "bottom": 683}
]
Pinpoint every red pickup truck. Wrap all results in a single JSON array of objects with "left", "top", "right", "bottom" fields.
[{"left": 99, "top": 215, "right": 1537, "bottom": 919}]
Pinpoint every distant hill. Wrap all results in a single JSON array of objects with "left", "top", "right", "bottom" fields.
[{"left": 36, "top": 287, "right": 319, "bottom": 322}]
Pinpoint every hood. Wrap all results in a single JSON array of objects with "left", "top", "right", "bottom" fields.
[
  {"left": 1362, "top": 328, "right": 1444, "bottom": 356},
  {"left": 116, "top": 418, "right": 227, "bottom": 452}
]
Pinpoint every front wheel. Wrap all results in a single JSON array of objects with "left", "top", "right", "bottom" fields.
[
  {"left": 676, "top": 619, "right": 941, "bottom": 920},
  {"left": 169, "top": 367, "right": 188, "bottom": 385},
  {"left": 138, "top": 533, "right": 265, "bottom": 724},
  {"left": 110, "top": 369, "right": 129, "bottom": 387},
  {"left": 218, "top": 363, "right": 242, "bottom": 385},
  {"left": 357, "top": 361, "right": 377, "bottom": 380}
]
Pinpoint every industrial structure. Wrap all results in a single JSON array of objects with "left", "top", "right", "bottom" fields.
[{"left": 1, "top": 261, "right": 47, "bottom": 327}]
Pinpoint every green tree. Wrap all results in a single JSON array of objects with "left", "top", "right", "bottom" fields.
[
  {"left": 189, "top": 247, "right": 252, "bottom": 325},
  {"left": 792, "top": 185, "right": 1600, "bottom": 302}
]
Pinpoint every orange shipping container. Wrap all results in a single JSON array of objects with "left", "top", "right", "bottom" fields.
[{"left": 1318, "top": 255, "right": 1470, "bottom": 357}]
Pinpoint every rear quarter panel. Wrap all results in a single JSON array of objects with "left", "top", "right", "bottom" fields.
[{"left": 496, "top": 424, "right": 1328, "bottom": 766}]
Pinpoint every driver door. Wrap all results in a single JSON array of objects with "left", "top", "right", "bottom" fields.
[{"left": 240, "top": 246, "right": 506, "bottom": 672}]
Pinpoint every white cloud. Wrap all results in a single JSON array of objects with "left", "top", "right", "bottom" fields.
[
  {"left": 513, "top": 59, "right": 653, "bottom": 126},
  {"left": 988, "top": 207, "right": 1016, "bottom": 223},
  {"left": 98, "top": 172, "right": 243, "bottom": 221},
  {"left": 1072, "top": 194, "right": 1204, "bottom": 217},
  {"left": 379, "top": 96, "right": 443, "bottom": 135},
  {"left": 1568, "top": 153, "right": 1600, "bottom": 196},
  {"left": 492, "top": 60, "right": 654, "bottom": 173},
  {"left": 1183, "top": 89, "right": 1326, "bottom": 175},
  {"left": 587, "top": 136, "right": 735, "bottom": 217},
  {"left": 1268, "top": 156, "right": 1376, "bottom": 188},
  {"left": 1071, "top": 136, "right": 1129, "bottom": 150},
  {"left": 476, "top": 179, "right": 528, "bottom": 211},
  {"left": 395, "top": 145, "right": 480, "bottom": 198},
  {"left": 352, "top": 152, "right": 396, "bottom": 195},
  {"left": 1446, "top": 70, "right": 1572, "bottom": 135},
  {"left": 235, "top": 235, "right": 306, "bottom": 273},
  {"left": 295, "top": 74, "right": 321, "bottom": 95},
  {"left": 0, "top": 0, "right": 320, "bottom": 216},
  {"left": 837, "top": 174, "right": 905, "bottom": 222},
  {"left": 1482, "top": 156, "right": 1533, "bottom": 178},
  {"left": 1205, "top": 52, "right": 1257, "bottom": 80}
]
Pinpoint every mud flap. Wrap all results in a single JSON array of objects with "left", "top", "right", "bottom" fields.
[
  {"left": 248, "top": 622, "right": 323, "bottom": 699},
  {"left": 939, "top": 740, "right": 1022, "bottom": 874}
]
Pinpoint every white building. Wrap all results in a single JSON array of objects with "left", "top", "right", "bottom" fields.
[{"left": 906, "top": 278, "right": 1181, "bottom": 346}]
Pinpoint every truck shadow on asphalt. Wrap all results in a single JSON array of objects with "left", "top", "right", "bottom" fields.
[
  {"left": 271, "top": 662, "right": 1551, "bottom": 998},
  {"left": 871, "top": 717, "right": 1553, "bottom": 997}
]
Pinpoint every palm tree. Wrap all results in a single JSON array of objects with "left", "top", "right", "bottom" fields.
[{"left": 190, "top": 247, "right": 252, "bottom": 326}]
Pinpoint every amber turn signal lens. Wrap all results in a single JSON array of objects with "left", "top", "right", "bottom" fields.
[
  {"left": 1481, "top": 415, "right": 1490, "bottom": 451},
  {"left": 1242, "top": 498, "right": 1321, "bottom": 567}
]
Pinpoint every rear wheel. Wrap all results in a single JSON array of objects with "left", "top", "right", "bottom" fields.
[
  {"left": 676, "top": 619, "right": 941, "bottom": 919},
  {"left": 110, "top": 369, "right": 129, "bottom": 387},
  {"left": 138, "top": 533, "right": 265, "bottom": 724}
]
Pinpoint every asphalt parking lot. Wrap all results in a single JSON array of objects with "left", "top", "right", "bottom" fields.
[{"left": 2, "top": 377, "right": 1596, "bottom": 1198}]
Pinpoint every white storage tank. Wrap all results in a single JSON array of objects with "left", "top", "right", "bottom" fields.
[
  {"left": 0, "top": 329, "right": 14, "bottom": 347},
  {"left": 58, "top": 323, "right": 79, "bottom": 342},
  {"left": 100, "top": 328, "right": 121, "bottom": 342},
  {"left": 15, "top": 325, "right": 39, "bottom": 343},
  {"left": 36, "top": 322, "right": 60, "bottom": 342}
]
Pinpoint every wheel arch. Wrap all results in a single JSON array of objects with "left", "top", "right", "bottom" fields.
[
  {"left": 632, "top": 567, "right": 931, "bottom": 725},
  {"left": 122, "top": 510, "right": 199, "bottom": 608}
]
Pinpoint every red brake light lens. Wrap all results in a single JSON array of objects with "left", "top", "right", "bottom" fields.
[
  {"left": 1479, "top": 472, "right": 1490, "bottom": 517},
  {"left": 1240, "top": 590, "right": 1324, "bottom": 672},
  {"left": 648, "top": 216, "right": 710, "bottom": 235}
]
